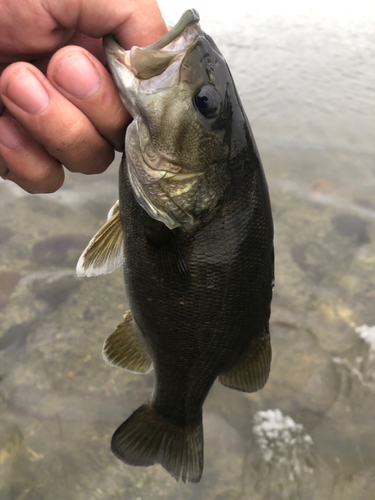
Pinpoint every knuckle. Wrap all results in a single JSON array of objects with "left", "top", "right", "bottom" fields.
[
  {"left": 24, "top": 174, "right": 64, "bottom": 194},
  {"left": 50, "top": 119, "right": 88, "bottom": 152},
  {"left": 16, "top": 163, "right": 64, "bottom": 194},
  {"left": 47, "top": 119, "right": 114, "bottom": 174},
  {"left": 85, "top": 147, "right": 114, "bottom": 175}
]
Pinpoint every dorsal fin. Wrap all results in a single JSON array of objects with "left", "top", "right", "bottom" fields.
[
  {"left": 218, "top": 329, "right": 271, "bottom": 392},
  {"left": 76, "top": 201, "right": 124, "bottom": 277}
]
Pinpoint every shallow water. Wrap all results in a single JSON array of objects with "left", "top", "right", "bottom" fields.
[{"left": 1, "top": 2, "right": 375, "bottom": 498}]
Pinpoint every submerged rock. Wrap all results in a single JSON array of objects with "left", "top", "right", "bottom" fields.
[
  {"left": 32, "top": 235, "right": 90, "bottom": 268},
  {"left": 33, "top": 274, "right": 82, "bottom": 310},
  {"left": 0, "top": 227, "right": 13, "bottom": 246},
  {"left": 0, "top": 322, "right": 34, "bottom": 351},
  {"left": 244, "top": 409, "right": 333, "bottom": 500},
  {"left": 0, "top": 272, "right": 20, "bottom": 310},
  {"left": 253, "top": 409, "right": 315, "bottom": 479},
  {"left": 331, "top": 214, "right": 370, "bottom": 246}
]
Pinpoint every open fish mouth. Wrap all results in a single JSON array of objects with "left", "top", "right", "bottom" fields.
[
  {"left": 103, "top": 9, "right": 200, "bottom": 80},
  {"left": 102, "top": 9, "right": 203, "bottom": 119}
]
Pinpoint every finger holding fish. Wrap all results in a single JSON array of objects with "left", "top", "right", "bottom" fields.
[
  {"left": 46, "top": 46, "right": 130, "bottom": 151},
  {"left": 0, "top": 113, "right": 64, "bottom": 192},
  {"left": 0, "top": 56, "right": 122, "bottom": 177},
  {"left": 0, "top": 50, "right": 125, "bottom": 188},
  {"left": 0, "top": 0, "right": 168, "bottom": 192}
]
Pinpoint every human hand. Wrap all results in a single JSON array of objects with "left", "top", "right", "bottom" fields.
[{"left": 0, "top": 0, "right": 167, "bottom": 193}]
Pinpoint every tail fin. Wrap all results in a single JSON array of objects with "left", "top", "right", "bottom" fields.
[{"left": 111, "top": 402, "right": 203, "bottom": 483}]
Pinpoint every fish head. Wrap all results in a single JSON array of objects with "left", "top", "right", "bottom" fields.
[{"left": 104, "top": 10, "right": 248, "bottom": 230}]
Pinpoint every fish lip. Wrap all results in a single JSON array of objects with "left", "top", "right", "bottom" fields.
[
  {"left": 103, "top": 35, "right": 130, "bottom": 66},
  {"left": 102, "top": 8, "right": 199, "bottom": 55},
  {"left": 102, "top": 34, "right": 123, "bottom": 53},
  {"left": 102, "top": 9, "right": 201, "bottom": 78},
  {"left": 143, "top": 9, "right": 200, "bottom": 51}
]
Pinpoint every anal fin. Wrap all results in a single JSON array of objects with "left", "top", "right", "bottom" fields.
[
  {"left": 103, "top": 311, "right": 153, "bottom": 373},
  {"left": 219, "top": 329, "right": 271, "bottom": 393}
]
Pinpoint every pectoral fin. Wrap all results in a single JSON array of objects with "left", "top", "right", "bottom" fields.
[
  {"left": 76, "top": 201, "right": 124, "bottom": 277},
  {"left": 219, "top": 329, "right": 271, "bottom": 392},
  {"left": 107, "top": 200, "right": 120, "bottom": 220},
  {"left": 103, "top": 311, "right": 153, "bottom": 373}
]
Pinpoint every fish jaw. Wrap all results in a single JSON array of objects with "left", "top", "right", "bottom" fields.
[
  {"left": 104, "top": 13, "right": 235, "bottom": 230},
  {"left": 102, "top": 36, "right": 139, "bottom": 117},
  {"left": 103, "top": 9, "right": 202, "bottom": 119}
]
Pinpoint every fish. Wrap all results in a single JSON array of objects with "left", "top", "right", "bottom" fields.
[{"left": 76, "top": 9, "right": 274, "bottom": 483}]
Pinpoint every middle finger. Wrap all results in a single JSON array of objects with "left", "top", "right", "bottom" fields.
[{"left": 0, "top": 62, "right": 115, "bottom": 174}]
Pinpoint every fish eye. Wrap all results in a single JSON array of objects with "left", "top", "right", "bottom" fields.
[{"left": 194, "top": 85, "right": 221, "bottom": 119}]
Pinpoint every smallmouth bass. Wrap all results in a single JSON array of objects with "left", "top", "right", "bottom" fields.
[{"left": 77, "top": 9, "right": 274, "bottom": 483}]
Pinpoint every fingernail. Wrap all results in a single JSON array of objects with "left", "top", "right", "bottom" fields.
[
  {"left": 6, "top": 70, "right": 50, "bottom": 114},
  {"left": 0, "top": 118, "right": 23, "bottom": 149},
  {"left": 53, "top": 53, "right": 101, "bottom": 99}
]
